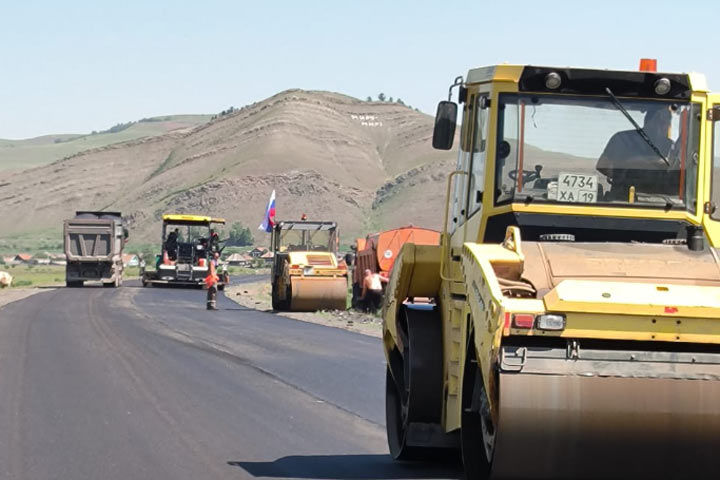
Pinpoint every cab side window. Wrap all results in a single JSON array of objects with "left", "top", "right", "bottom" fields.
[
  {"left": 449, "top": 101, "right": 473, "bottom": 233},
  {"left": 468, "top": 95, "right": 489, "bottom": 216},
  {"left": 712, "top": 117, "right": 720, "bottom": 220}
]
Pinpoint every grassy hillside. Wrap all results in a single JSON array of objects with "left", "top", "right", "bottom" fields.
[
  {"left": 0, "top": 115, "right": 212, "bottom": 171},
  {"left": 0, "top": 91, "right": 456, "bottom": 244}
]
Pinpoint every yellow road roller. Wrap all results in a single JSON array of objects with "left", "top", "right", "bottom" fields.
[
  {"left": 382, "top": 62, "right": 720, "bottom": 479},
  {"left": 271, "top": 220, "right": 347, "bottom": 311}
]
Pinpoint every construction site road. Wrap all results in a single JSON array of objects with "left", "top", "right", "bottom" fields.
[{"left": 0, "top": 277, "right": 460, "bottom": 480}]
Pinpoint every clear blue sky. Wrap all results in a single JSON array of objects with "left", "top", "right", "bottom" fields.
[{"left": 1, "top": 0, "right": 718, "bottom": 139}]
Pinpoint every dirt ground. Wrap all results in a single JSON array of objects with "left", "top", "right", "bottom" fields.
[
  {"left": 224, "top": 280, "right": 383, "bottom": 338},
  {"left": 0, "top": 288, "right": 51, "bottom": 309}
]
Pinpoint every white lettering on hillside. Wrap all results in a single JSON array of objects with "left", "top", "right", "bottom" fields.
[{"left": 350, "top": 114, "right": 383, "bottom": 127}]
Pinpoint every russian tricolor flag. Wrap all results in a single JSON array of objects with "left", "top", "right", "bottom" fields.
[{"left": 258, "top": 189, "right": 276, "bottom": 232}]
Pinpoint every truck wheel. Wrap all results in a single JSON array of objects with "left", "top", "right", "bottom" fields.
[
  {"left": 461, "top": 325, "right": 494, "bottom": 479},
  {"left": 385, "top": 306, "right": 446, "bottom": 460}
]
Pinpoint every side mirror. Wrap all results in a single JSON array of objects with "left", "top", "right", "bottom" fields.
[{"left": 432, "top": 101, "right": 457, "bottom": 150}]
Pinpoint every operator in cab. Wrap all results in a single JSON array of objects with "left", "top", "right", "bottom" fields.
[
  {"left": 596, "top": 105, "right": 679, "bottom": 201},
  {"left": 165, "top": 228, "right": 180, "bottom": 260}
]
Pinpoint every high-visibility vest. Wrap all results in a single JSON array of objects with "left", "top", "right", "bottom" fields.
[{"left": 204, "top": 260, "right": 219, "bottom": 287}]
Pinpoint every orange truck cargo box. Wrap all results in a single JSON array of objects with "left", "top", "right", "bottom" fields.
[{"left": 351, "top": 226, "right": 440, "bottom": 289}]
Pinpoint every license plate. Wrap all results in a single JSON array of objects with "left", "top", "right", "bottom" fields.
[{"left": 557, "top": 173, "right": 598, "bottom": 203}]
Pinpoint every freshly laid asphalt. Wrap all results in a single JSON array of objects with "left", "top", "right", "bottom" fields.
[{"left": 0, "top": 278, "right": 460, "bottom": 480}]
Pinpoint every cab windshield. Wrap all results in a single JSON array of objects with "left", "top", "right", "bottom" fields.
[
  {"left": 277, "top": 225, "right": 336, "bottom": 253},
  {"left": 495, "top": 94, "right": 701, "bottom": 210},
  {"left": 163, "top": 223, "right": 211, "bottom": 243}
]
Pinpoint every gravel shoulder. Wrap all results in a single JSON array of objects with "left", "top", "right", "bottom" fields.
[
  {"left": 224, "top": 279, "right": 383, "bottom": 338},
  {"left": 0, "top": 288, "right": 52, "bottom": 309}
]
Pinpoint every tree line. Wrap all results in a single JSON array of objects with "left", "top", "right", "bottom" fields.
[{"left": 366, "top": 94, "right": 420, "bottom": 111}]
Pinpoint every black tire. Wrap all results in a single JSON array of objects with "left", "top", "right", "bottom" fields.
[
  {"left": 385, "top": 306, "right": 447, "bottom": 460},
  {"left": 460, "top": 326, "right": 494, "bottom": 479},
  {"left": 66, "top": 280, "right": 83, "bottom": 288},
  {"left": 386, "top": 367, "right": 412, "bottom": 458},
  {"left": 103, "top": 281, "right": 115, "bottom": 288}
]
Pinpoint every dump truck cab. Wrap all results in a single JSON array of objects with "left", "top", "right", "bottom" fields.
[
  {"left": 270, "top": 220, "right": 348, "bottom": 311},
  {"left": 383, "top": 63, "right": 720, "bottom": 479},
  {"left": 142, "top": 214, "right": 226, "bottom": 288}
]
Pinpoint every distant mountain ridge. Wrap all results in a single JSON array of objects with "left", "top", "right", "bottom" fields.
[
  {"left": 0, "top": 90, "right": 455, "bottom": 243},
  {"left": 0, "top": 115, "right": 213, "bottom": 172}
]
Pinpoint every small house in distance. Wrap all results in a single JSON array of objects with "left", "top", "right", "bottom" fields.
[
  {"left": 122, "top": 254, "right": 139, "bottom": 267},
  {"left": 260, "top": 250, "right": 274, "bottom": 265},
  {"left": 248, "top": 247, "right": 269, "bottom": 258},
  {"left": 48, "top": 253, "right": 67, "bottom": 266},
  {"left": 14, "top": 253, "right": 33, "bottom": 264},
  {"left": 226, "top": 253, "right": 253, "bottom": 267}
]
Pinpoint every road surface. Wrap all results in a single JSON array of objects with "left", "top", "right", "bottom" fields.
[{"left": 0, "top": 278, "right": 460, "bottom": 480}]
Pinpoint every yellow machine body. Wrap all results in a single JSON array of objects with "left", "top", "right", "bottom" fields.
[{"left": 382, "top": 64, "right": 720, "bottom": 479}]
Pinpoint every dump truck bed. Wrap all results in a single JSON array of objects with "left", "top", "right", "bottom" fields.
[
  {"left": 64, "top": 219, "right": 122, "bottom": 261},
  {"left": 63, "top": 212, "right": 125, "bottom": 286}
]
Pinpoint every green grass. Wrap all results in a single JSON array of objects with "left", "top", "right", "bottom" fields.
[
  {"left": 0, "top": 115, "right": 212, "bottom": 172},
  {"left": 1, "top": 264, "right": 142, "bottom": 288},
  {"left": 2, "top": 264, "right": 66, "bottom": 287},
  {"left": 124, "top": 266, "right": 141, "bottom": 277},
  {"left": 0, "top": 229, "right": 63, "bottom": 256}
]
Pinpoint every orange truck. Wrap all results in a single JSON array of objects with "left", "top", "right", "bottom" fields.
[{"left": 350, "top": 226, "right": 440, "bottom": 307}]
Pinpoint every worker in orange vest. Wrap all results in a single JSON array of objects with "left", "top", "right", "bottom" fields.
[{"left": 205, "top": 252, "right": 220, "bottom": 310}]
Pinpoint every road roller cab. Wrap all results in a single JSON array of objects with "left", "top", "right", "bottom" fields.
[
  {"left": 270, "top": 220, "right": 348, "bottom": 311},
  {"left": 382, "top": 62, "right": 720, "bottom": 479}
]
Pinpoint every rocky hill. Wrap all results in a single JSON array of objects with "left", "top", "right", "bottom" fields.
[{"left": 0, "top": 90, "right": 455, "bottom": 244}]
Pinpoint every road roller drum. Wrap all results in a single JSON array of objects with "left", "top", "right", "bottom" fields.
[
  {"left": 289, "top": 276, "right": 347, "bottom": 311},
  {"left": 491, "top": 345, "right": 720, "bottom": 479}
]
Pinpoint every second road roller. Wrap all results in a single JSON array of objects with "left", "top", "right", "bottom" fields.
[
  {"left": 382, "top": 60, "right": 720, "bottom": 479},
  {"left": 271, "top": 219, "right": 348, "bottom": 311}
]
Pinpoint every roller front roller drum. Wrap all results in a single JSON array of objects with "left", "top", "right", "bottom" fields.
[
  {"left": 487, "top": 345, "right": 720, "bottom": 480},
  {"left": 288, "top": 276, "right": 347, "bottom": 311}
]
